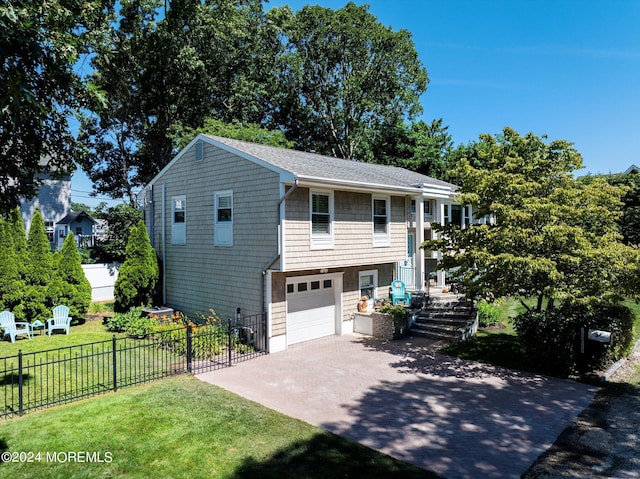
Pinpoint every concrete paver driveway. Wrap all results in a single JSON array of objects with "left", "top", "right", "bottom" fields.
[{"left": 197, "top": 334, "right": 597, "bottom": 479}]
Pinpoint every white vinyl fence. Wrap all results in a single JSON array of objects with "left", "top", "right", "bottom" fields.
[{"left": 82, "top": 263, "right": 121, "bottom": 302}]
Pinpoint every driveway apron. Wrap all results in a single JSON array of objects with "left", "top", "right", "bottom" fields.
[{"left": 197, "top": 334, "right": 597, "bottom": 479}]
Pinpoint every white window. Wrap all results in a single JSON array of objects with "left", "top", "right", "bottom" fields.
[
  {"left": 359, "top": 270, "right": 378, "bottom": 302},
  {"left": 310, "top": 190, "right": 334, "bottom": 249},
  {"left": 214, "top": 190, "right": 233, "bottom": 246},
  {"left": 372, "top": 196, "right": 390, "bottom": 246},
  {"left": 45, "top": 221, "right": 54, "bottom": 243},
  {"left": 464, "top": 205, "right": 472, "bottom": 228},
  {"left": 443, "top": 203, "right": 451, "bottom": 224},
  {"left": 171, "top": 195, "right": 186, "bottom": 244}
]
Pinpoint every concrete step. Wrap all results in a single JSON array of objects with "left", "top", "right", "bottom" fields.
[
  {"left": 414, "top": 316, "right": 471, "bottom": 326},
  {"left": 409, "top": 297, "right": 478, "bottom": 343}
]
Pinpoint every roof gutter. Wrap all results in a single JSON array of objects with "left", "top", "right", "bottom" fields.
[{"left": 291, "top": 177, "right": 455, "bottom": 198}]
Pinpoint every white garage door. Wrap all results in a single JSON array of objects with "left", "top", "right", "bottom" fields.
[{"left": 286, "top": 277, "right": 336, "bottom": 345}]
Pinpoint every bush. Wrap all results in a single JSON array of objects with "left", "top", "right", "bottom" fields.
[
  {"left": 513, "top": 301, "right": 635, "bottom": 376},
  {"left": 50, "top": 232, "right": 92, "bottom": 322},
  {"left": 106, "top": 307, "right": 144, "bottom": 332},
  {"left": 114, "top": 220, "right": 159, "bottom": 313},
  {"left": 477, "top": 300, "right": 502, "bottom": 327},
  {"left": 125, "top": 315, "right": 157, "bottom": 338}
]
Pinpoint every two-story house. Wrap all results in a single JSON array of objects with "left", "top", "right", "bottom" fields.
[
  {"left": 19, "top": 161, "right": 97, "bottom": 251},
  {"left": 139, "top": 134, "right": 464, "bottom": 352},
  {"left": 54, "top": 211, "right": 97, "bottom": 250}
]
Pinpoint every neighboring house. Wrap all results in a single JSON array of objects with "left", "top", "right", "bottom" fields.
[
  {"left": 19, "top": 165, "right": 97, "bottom": 251},
  {"left": 54, "top": 211, "right": 97, "bottom": 250},
  {"left": 139, "top": 134, "right": 471, "bottom": 352},
  {"left": 20, "top": 168, "right": 71, "bottom": 248}
]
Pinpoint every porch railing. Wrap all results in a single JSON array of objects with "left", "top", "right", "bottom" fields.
[{"left": 397, "top": 262, "right": 416, "bottom": 290}]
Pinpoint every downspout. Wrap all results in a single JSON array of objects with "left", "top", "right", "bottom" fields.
[
  {"left": 161, "top": 183, "right": 166, "bottom": 305},
  {"left": 261, "top": 180, "right": 299, "bottom": 314}
]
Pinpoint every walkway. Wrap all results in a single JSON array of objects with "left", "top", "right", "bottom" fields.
[{"left": 197, "top": 334, "right": 597, "bottom": 479}]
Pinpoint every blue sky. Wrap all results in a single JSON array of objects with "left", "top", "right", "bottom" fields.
[{"left": 72, "top": 0, "right": 640, "bottom": 207}]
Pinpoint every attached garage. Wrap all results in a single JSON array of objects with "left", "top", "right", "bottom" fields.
[{"left": 286, "top": 274, "right": 341, "bottom": 345}]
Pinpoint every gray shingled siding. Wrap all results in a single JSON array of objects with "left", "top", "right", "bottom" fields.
[
  {"left": 284, "top": 187, "right": 407, "bottom": 271},
  {"left": 149, "top": 141, "right": 280, "bottom": 320}
]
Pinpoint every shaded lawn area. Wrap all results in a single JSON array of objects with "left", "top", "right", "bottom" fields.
[
  {"left": 442, "top": 298, "right": 640, "bottom": 376},
  {"left": 0, "top": 375, "right": 436, "bottom": 479}
]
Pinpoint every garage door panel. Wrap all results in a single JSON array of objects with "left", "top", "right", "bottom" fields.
[
  {"left": 286, "top": 276, "right": 337, "bottom": 345},
  {"left": 287, "top": 291, "right": 334, "bottom": 314}
]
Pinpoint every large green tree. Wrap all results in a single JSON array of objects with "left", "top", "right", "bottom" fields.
[
  {"left": 580, "top": 171, "right": 640, "bottom": 247},
  {"left": 25, "top": 209, "right": 55, "bottom": 321},
  {"left": 77, "top": 0, "right": 276, "bottom": 204},
  {"left": 425, "top": 127, "right": 639, "bottom": 310},
  {"left": 170, "top": 118, "right": 293, "bottom": 151},
  {"left": 8, "top": 208, "right": 29, "bottom": 281},
  {"left": 270, "top": 2, "right": 428, "bottom": 161},
  {"left": 368, "top": 119, "right": 453, "bottom": 178},
  {"left": 0, "top": 0, "right": 114, "bottom": 214},
  {"left": 0, "top": 220, "right": 23, "bottom": 315},
  {"left": 94, "top": 203, "right": 143, "bottom": 263},
  {"left": 114, "top": 220, "right": 158, "bottom": 312},
  {"left": 49, "top": 232, "right": 92, "bottom": 320}
]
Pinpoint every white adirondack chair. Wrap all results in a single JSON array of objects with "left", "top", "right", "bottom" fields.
[
  {"left": 47, "top": 305, "right": 72, "bottom": 336},
  {"left": 0, "top": 311, "right": 32, "bottom": 343}
]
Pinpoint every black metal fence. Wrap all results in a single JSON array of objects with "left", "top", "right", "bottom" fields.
[{"left": 1, "top": 313, "right": 266, "bottom": 419}]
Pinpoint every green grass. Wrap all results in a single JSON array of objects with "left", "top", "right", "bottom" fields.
[
  {"left": 0, "top": 320, "right": 187, "bottom": 416},
  {"left": 0, "top": 320, "right": 124, "bottom": 357},
  {"left": 0, "top": 375, "right": 436, "bottom": 479}
]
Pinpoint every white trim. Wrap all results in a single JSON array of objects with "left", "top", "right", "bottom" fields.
[
  {"left": 171, "top": 195, "right": 186, "bottom": 245},
  {"left": 359, "top": 270, "right": 378, "bottom": 312},
  {"left": 214, "top": 190, "right": 233, "bottom": 247},
  {"left": 310, "top": 189, "right": 334, "bottom": 250},
  {"left": 372, "top": 195, "right": 391, "bottom": 247}
]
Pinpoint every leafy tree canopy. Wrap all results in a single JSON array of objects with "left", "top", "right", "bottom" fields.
[
  {"left": 77, "top": 0, "right": 277, "bottom": 205},
  {"left": 270, "top": 2, "right": 428, "bottom": 161},
  {"left": 425, "top": 127, "right": 639, "bottom": 310},
  {"left": 170, "top": 118, "right": 293, "bottom": 151},
  {"left": 77, "top": 0, "right": 428, "bottom": 201},
  {"left": 0, "top": 0, "right": 114, "bottom": 214},
  {"left": 95, "top": 203, "right": 143, "bottom": 263},
  {"left": 579, "top": 171, "right": 640, "bottom": 247}
]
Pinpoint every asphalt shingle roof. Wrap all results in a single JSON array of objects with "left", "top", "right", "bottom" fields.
[
  {"left": 204, "top": 135, "right": 454, "bottom": 191},
  {"left": 57, "top": 211, "right": 96, "bottom": 225}
]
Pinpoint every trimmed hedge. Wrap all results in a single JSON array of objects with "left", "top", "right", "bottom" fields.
[{"left": 513, "top": 301, "right": 635, "bottom": 376}]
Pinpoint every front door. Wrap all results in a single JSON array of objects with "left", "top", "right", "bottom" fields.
[{"left": 407, "top": 233, "right": 415, "bottom": 268}]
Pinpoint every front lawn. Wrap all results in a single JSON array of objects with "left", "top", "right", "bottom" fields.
[{"left": 0, "top": 375, "right": 435, "bottom": 479}]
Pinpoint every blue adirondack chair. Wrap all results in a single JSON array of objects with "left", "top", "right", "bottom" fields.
[
  {"left": 47, "top": 305, "right": 72, "bottom": 336},
  {"left": 390, "top": 280, "right": 412, "bottom": 306},
  {"left": 0, "top": 311, "right": 32, "bottom": 343}
]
